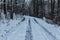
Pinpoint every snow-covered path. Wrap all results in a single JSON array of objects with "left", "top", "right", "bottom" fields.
[
  {"left": 0, "top": 16, "right": 60, "bottom": 40},
  {"left": 31, "top": 18, "right": 57, "bottom": 40}
]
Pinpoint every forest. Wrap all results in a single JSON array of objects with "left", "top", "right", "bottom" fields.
[{"left": 0, "top": 0, "right": 60, "bottom": 25}]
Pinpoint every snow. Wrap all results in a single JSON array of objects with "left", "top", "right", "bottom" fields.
[{"left": 0, "top": 16, "right": 60, "bottom": 40}]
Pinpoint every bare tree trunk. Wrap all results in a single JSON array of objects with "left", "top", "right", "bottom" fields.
[
  {"left": 10, "top": 0, "right": 13, "bottom": 19},
  {"left": 42, "top": 0, "right": 45, "bottom": 17},
  {"left": 38, "top": 0, "right": 44, "bottom": 18},
  {"left": 33, "top": 0, "right": 38, "bottom": 17},
  {"left": 50, "top": 0, "right": 55, "bottom": 20},
  {"left": 58, "top": 0, "right": 60, "bottom": 16},
  {"left": 0, "top": 0, "right": 2, "bottom": 19},
  {"left": 3, "top": 0, "right": 7, "bottom": 18},
  {"left": 13, "top": 0, "right": 18, "bottom": 14},
  {"left": 22, "top": 0, "right": 25, "bottom": 15},
  {"left": 33, "top": 0, "right": 36, "bottom": 17},
  {"left": 35, "top": 0, "right": 38, "bottom": 17},
  {"left": 57, "top": 0, "right": 60, "bottom": 25}
]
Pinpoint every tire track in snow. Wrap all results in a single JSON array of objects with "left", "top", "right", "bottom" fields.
[
  {"left": 6, "top": 17, "right": 28, "bottom": 40},
  {"left": 30, "top": 18, "right": 48, "bottom": 40},
  {"left": 25, "top": 18, "right": 33, "bottom": 40},
  {"left": 33, "top": 18, "right": 57, "bottom": 40}
]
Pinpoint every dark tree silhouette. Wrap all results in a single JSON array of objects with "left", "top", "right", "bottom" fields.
[
  {"left": 33, "top": 0, "right": 35, "bottom": 16},
  {"left": 38, "top": 0, "right": 45, "bottom": 18},
  {"left": 50, "top": 0, "right": 55, "bottom": 20},
  {"left": 13, "top": 0, "right": 17, "bottom": 13},
  {"left": 3, "top": 0, "right": 7, "bottom": 18},
  {"left": 0, "top": 0, "right": 2, "bottom": 19},
  {"left": 35, "top": 0, "right": 38, "bottom": 17},
  {"left": 33, "top": 0, "right": 39, "bottom": 17},
  {"left": 56, "top": 0, "right": 60, "bottom": 25},
  {"left": 21, "top": 0, "right": 26, "bottom": 15},
  {"left": 58, "top": 0, "right": 60, "bottom": 16},
  {"left": 10, "top": 0, "right": 13, "bottom": 19}
]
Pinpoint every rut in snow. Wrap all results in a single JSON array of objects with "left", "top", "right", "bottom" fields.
[
  {"left": 33, "top": 18, "right": 57, "bottom": 40},
  {"left": 25, "top": 18, "right": 33, "bottom": 40}
]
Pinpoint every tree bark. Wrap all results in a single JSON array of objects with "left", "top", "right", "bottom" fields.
[
  {"left": 10, "top": 0, "right": 13, "bottom": 19},
  {"left": 4, "top": 0, "right": 7, "bottom": 16}
]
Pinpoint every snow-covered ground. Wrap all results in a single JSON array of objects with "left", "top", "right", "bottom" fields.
[{"left": 0, "top": 15, "right": 60, "bottom": 40}]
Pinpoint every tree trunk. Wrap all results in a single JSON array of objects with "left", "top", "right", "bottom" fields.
[
  {"left": 4, "top": 0, "right": 7, "bottom": 17},
  {"left": 10, "top": 0, "right": 13, "bottom": 19},
  {"left": 33, "top": 0, "right": 36, "bottom": 17},
  {"left": 50, "top": 0, "right": 55, "bottom": 20},
  {"left": 58, "top": 0, "right": 60, "bottom": 16}
]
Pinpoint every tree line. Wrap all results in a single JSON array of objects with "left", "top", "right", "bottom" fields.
[{"left": 0, "top": 0, "right": 60, "bottom": 25}]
